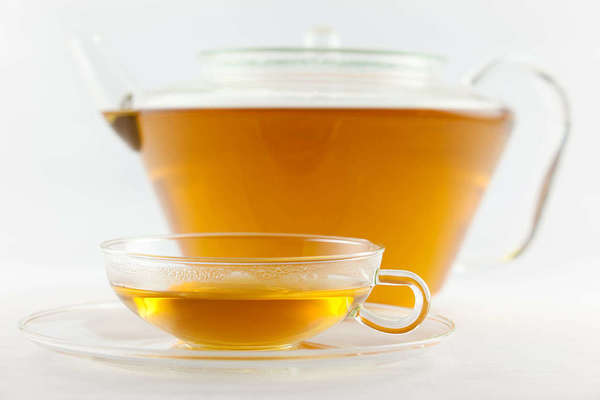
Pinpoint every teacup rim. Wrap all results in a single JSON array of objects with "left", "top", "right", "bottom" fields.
[{"left": 100, "top": 232, "right": 385, "bottom": 265}]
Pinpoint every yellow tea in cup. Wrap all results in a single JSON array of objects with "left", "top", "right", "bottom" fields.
[{"left": 113, "top": 283, "right": 370, "bottom": 349}]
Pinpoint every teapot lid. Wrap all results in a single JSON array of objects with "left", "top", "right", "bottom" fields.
[
  {"left": 132, "top": 27, "right": 501, "bottom": 111},
  {"left": 196, "top": 26, "right": 444, "bottom": 87}
]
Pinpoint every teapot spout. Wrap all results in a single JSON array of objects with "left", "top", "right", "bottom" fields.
[
  {"left": 101, "top": 109, "right": 141, "bottom": 151},
  {"left": 70, "top": 36, "right": 140, "bottom": 150}
]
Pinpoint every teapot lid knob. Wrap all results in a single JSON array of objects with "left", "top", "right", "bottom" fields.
[{"left": 303, "top": 26, "right": 340, "bottom": 49}]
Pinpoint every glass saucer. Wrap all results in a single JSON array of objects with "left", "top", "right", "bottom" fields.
[{"left": 20, "top": 301, "right": 453, "bottom": 372}]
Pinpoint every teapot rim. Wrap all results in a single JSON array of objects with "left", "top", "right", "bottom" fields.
[
  {"left": 198, "top": 47, "right": 446, "bottom": 70},
  {"left": 199, "top": 47, "right": 444, "bottom": 59}
]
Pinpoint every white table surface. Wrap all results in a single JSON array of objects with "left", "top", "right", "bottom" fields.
[{"left": 2, "top": 255, "right": 599, "bottom": 400}]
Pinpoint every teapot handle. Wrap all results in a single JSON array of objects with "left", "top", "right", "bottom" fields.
[{"left": 460, "top": 58, "right": 571, "bottom": 264}]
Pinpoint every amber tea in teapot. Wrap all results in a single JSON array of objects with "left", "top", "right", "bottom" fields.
[{"left": 104, "top": 107, "right": 511, "bottom": 305}]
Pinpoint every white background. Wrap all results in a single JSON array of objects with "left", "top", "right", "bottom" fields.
[{"left": 1, "top": 0, "right": 599, "bottom": 398}]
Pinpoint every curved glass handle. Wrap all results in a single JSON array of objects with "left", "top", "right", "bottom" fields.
[
  {"left": 461, "top": 58, "right": 571, "bottom": 263},
  {"left": 356, "top": 269, "right": 430, "bottom": 334}
]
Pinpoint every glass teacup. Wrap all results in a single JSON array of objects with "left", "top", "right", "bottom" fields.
[{"left": 101, "top": 233, "right": 430, "bottom": 350}]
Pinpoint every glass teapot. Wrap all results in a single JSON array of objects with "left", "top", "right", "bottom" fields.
[{"left": 73, "top": 27, "right": 569, "bottom": 306}]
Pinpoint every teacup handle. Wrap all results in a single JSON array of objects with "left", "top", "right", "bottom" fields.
[{"left": 356, "top": 269, "right": 431, "bottom": 334}]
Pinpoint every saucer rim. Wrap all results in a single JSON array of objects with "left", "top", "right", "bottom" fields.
[{"left": 19, "top": 301, "right": 454, "bottom": 361}]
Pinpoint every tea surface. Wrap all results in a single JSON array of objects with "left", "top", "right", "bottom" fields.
[
  {"left": 113, "top": 284, "right": 370, "bottom": 349},
  {"left": 105, "top": 108, "right": 511, "bottom": 305}
]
